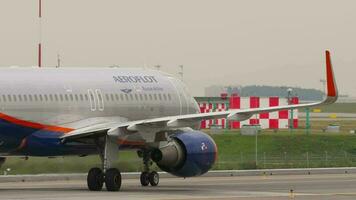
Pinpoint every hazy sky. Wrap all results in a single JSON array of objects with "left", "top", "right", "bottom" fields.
[{"left": 0, "top": 0, "right": 355, "bottom": 96}]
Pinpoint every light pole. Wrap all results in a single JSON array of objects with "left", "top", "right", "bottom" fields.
[
  {"left": 155, "top": 65, "right": 161, "bottom": 71},
  {"left": 255, "top": 105, "right": 259, "bottom": 168},
  {"left": 320, "top": 79, "right": 326, "bottom": 98},
  {"left": 178, "top": 65, "right": 184, "bottom": 81},
  {"left": 255, "top": 127, "right": 258, "bottom": 168},
  {"left": 287, "top": 88, "right": 294, "bottom": 131}
]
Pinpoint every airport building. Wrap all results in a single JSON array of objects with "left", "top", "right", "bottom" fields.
[{"left": 195, "top": 95, "right": 299, "bottom": 129}]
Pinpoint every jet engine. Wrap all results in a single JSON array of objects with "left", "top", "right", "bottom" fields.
[{"left": 151, "top": 130, "right": 217, "bottom": 177}]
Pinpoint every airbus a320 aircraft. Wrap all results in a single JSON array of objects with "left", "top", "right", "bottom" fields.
[{"left": 0, "top": 51, "right": 337, "bottom": 191}]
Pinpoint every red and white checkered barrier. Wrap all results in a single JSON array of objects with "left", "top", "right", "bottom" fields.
[
  {"left": 198, "top": 96, "right": 298, "bottom": 129},
  {"left": 199, "top": 102, "right": 228, "bottom": 129}
]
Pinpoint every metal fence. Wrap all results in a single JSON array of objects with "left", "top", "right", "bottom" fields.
[
  {"left": 213, "top": 151, "right": 356, "bottom": 170},
  {"left": 116, "top": 151, "right": 356, "bottom": 171},
  {"left": 4, "top": 150, "right": 356, "bottom": 174}
]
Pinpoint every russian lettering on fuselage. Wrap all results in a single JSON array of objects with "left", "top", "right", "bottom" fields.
[{"left": 113, "top": 75, "right": 158, "bottom": 83}]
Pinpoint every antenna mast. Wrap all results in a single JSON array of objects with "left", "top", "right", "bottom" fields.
[
  {"left": 38, "top": 0, "right": 42, "bottom": 67},
  {"left": 178, "top": 65, "right": 184, "bottom": 81},
  {"left": 56, "top": 54, "right": 61, "bottom": 68}
]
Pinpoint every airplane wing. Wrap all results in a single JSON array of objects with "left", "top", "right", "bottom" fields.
[{"left": 61, "top": 50, "right": 337, "bottom": 141}]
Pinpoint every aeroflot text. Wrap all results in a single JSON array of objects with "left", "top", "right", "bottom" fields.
[{"left": 113, "top": 76, "right": 158, "bottom": 83}]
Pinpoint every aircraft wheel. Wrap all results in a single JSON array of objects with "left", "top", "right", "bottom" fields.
[
  {"left": 87, "top": 167, "right": 104, "bottom": 191},
  {"left": 140, "top": 172, "right": 150, "bottom": 186},
  {"left": 105, "top": 168, "right": 122, "bottom": 191},
  {"left": 148, "top": 171, "right": 159, "bottom": 186}
]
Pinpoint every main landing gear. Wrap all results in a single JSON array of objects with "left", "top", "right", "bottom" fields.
[
  {"left": 86, "top": 136, "right": 160, "bottom": 191},
  {"left": 87, "top": 167, "right": 122, "bottom": 191},
  {"left": 87, "top": 135, "right": 122, "bottom": 191},
  {"left": 139, "top": 150, "right": 159, "bottom": 187}
]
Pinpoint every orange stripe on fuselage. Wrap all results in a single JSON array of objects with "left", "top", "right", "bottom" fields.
[
  {"left": 0, "top": 113, "right": 74, "bottom": 133},
  {"left": 0, "top": 113, "right": 147, "bottom": 146},
  {"left": 117, "top": 139, "right": 145, "bottom": 146}
]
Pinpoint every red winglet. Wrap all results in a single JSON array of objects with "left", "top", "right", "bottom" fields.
[{"left": 325, "top": 50, "right": 337, "bottom": 98}]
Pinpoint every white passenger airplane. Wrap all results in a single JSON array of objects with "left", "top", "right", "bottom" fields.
[{"left": 0, "top": 51, "right": 337, "bottom": 191}]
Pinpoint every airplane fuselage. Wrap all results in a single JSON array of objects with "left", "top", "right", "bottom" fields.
[{"left": 0, "top": 67, "right": 199, "bottom": 156}]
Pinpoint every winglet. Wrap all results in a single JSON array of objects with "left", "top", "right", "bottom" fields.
[{"left": 323, "top": 50, "right": 338, "bottom": 104}]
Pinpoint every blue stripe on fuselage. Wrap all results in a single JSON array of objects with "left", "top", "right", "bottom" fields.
[
  {"left": 0, "top": 119, "right": 142, "bottom": 156},
  {"left": 0, "top": 119, "right": 96, "bottom": 156},
  {"left": 0, "top": 118, "right": 38, "bottom": 153}
]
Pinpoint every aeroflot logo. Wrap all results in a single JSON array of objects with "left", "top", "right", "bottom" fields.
[
  {"left": 121, "top": 89, "right": 132, "bottom": 93},
  {"left": 113, "top": 76, "right": 158, "bottom": 83},
  {"left": 201, "top": 142, "right": 208, "bottom": 151}
]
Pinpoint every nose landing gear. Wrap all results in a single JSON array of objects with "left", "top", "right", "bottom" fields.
[
  {"left": 140, "top": 171, "right": 159, "bottom": 186},
  {"left": 139, "top": 150, "right": 160, "bottom": 187}
]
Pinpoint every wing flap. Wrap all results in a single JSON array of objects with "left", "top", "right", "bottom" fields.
[{"left": 61, "top": 122, "right": 116, "bottom": 140}]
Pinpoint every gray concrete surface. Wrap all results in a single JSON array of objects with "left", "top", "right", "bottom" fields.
[
  {"left": 2, "top": 167, "right": 356, "bottom": 183},
  {"left": 0, "top": 173, "right": 356, "bottom": 199}
]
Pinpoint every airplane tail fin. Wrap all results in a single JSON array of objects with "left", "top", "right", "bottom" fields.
[{"left": 323, "top": 50, "right": 338, "bottom": 104}]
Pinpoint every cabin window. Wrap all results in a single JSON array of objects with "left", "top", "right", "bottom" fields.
[
  {"left": 129, "top": 94, "right": 133, "bottom": 101},
  {"left": 18, "top": 95, "right": 22, "bottom": 101},
  {"left": 75, "top": 94, "right": 78, "bottom": 101},
  {"left": 125, "top": 94, "right": 129, "bottom": 101},
  {"left": 59, "top": 94, "right": 63, "bottom": 101},
  {"left": 49, "top": 94, "right": 53, "bottom": 101},
  {"left": 115, "top": 94, "right": 119, "bottom": 101},
  {"left": 23, "top": 95, "right": 27, "bottom": 101},
  {"left": 39, "top": 94, "right": 43, "bottom": 101},
  {"left": 144, "top": 94, "right": 148, "bottom": 101},
  {"left": 105, "top": 94, "right": 109, "bottom": 101},
  {"left": 149, "top": 94, "right": 153, "bottom": 100},
  {"left": 55, "top": 94, "right": 59, "bottom": 101},
  {"left": 119, "top": 94, "right": 124, "bottom": 101},
  {"left": 7, "top": 94, "right": 12, "bottom": 102},
  {"left": 80, "top": 94, "right": 84, "bottom": 101},
  {"left": 44, "top": 95, "right": 48, "bottom": 101},
  {"left": 163, "top": 94, "right": 167, "bottom": 101},
  {"left": 2, "top": 95, "right": 6, "bottom": 102},
  {"left": 12, "top": 95, "right": 17, "bottom": 102},
  {"left": 134, "top": 94, "right": 138, "bottom": 101},
  {"left": 168, "top": 94, "right": 172, "bottom": 101},
  {"left": 29, "top": 95, "right": 33, "bottom": 101},
  {"left": 34, "top": 95, "right": 38, "bottom": 101},
  {"left": 84, "top": 94, "right": 89, "bottom": 101},
  {"left": 110, "top": 94, "right": 115, "bottom": 101}
]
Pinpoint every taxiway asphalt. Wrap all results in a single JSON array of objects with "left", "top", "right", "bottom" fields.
[{"left": 0, "top": 173, "right": 356, "bottom": 199}]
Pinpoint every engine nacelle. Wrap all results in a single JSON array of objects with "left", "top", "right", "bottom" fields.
[{"left": 151, "top": 130, "right": 217, "bottom": 177}]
